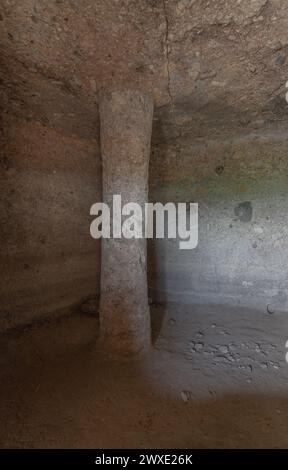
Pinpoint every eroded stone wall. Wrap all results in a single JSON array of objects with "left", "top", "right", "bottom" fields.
[
  {"left": 0, "top": 115, "right": 101, "bottom": 329},
  {"left": 149, "top": 126, "right": 288, "bottom": 313},
  {"left": 1, "top": 0, "right": 288, "bottom": 328}
]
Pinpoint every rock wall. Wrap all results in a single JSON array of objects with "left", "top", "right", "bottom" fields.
[
  {"left": 1, "top": 0, "right": 288, "bottom": 329},
  {"left": 149, "top": 126, "right": 288, "bottom": 313},
  {"left": 1, "top": 117, "right": 288, "bottom": 330},
  {"left": 0, "top": 116, "right": 101, "bottom": 329}
]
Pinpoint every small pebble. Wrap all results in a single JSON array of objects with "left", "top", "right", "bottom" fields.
[
  {"left": 181, "top": 391, "right": 192, "bottom": 403},
  {"left": 218, "top": 345, "right": 229, "bottom": 354}
]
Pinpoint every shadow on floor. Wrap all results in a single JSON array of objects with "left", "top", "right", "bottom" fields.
[{"left": 0, "top": 308, "right": 287, "bottom": 448}]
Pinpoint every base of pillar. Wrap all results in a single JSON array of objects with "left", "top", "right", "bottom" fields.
[{"left": 99, "top": 309, "right": 151, "bottom": 357}]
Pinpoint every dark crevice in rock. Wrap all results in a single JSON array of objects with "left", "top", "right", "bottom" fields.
[{"left": 162, "top": 0, "right": 173, "bottom": 106}]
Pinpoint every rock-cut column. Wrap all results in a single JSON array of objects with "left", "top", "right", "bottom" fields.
[{"left": 99, "top": 89, "right": 153, "bottom": 355}]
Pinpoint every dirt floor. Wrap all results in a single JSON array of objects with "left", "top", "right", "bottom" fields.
[{"left": 0, "top": 302, "right": 288, "bottom": 449}]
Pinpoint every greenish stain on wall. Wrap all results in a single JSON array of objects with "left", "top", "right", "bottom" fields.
[{"left": 150, "top": 174, "right": 288, "bottom": 203}]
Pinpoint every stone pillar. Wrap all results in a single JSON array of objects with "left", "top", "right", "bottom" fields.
[{"left": 99, "top": 89, "right": 153, "bottom": 355}]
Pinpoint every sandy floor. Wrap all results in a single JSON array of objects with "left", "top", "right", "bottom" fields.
[{"left": 0, "top": 302, "right": 288, "bottom": 448}]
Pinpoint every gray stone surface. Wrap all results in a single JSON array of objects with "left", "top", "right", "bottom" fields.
[
  {"left": 99, "top": 90, "right": 153, "bottom": 355},
  {"left": 149, "top": 129, "right": 288, "bottom": 313}
]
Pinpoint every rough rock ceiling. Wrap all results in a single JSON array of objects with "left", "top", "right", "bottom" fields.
[{"left": 1, "top": 0, "right": 288, "bottom": 141}]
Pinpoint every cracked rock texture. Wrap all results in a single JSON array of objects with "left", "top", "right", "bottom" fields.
[{"left": 1, "top": 1, "right": 288, "bottom": 328}]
